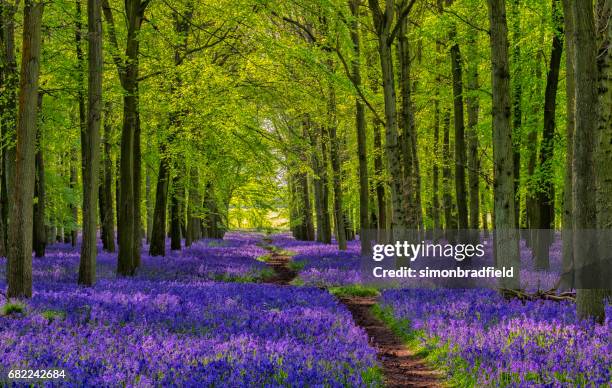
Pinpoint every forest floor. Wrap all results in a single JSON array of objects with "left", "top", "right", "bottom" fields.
[{"left": 260, "top": 237, "right": 443, "bottom": 387}]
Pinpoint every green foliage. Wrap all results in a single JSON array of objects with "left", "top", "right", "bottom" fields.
[
  {"left": 1, "top": 302, "right": 26, "bottom": 316},
  {"left": 41, "top": 309, "right": 66, "bottom": 322},
  {"left": 329, "top": 285, "right": 380, "bottom": 298}
]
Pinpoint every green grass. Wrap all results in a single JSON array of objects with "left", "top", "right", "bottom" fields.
[
  {"left": 361, "top": 365, "right": 384, "bottom": 387},
  {"left": 329, "top": 285, "right": 380, "bottom": 298},
  {"left": 41, "top": 309, "right": 66, "bottom": 322},
  {"left": 288, "top": 261, "right": 305, "bottom": 272},
  {"left": 256, "top": 253, "right": 272, "bottom": 262},
  {"left": 1, "top": 302, "right": 26, "bottom": 316},
  {"left": 212, "top": 268, "right": 276, "bottom": 283}
]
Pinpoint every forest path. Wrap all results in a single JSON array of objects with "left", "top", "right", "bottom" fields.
[
  {"left": 338, "top": 296, "right": 444, "bottom": 388},
  {"left": 257, "top": 237, "right": 442, "bottom": 386},
  {"left": 258, "top": 237, "right": 298, "bottom": 285}
]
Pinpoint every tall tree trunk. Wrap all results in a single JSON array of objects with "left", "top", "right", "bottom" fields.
[
  {"left": 105, "top": 0, "right": 149, "bottom": 276},
  {"left": 170, "top": 173, "right": 182, "bottom": 250},
  {"left": 73, "top": 0, "right": 87, "bottom": 248},
  {"left": 33, "top": 93, "right": 46, "bottom": 257},
  {"left": 572, "top": 0, "right": 605, "bottom": 323},
  {"left": 318, "top": 125, "right": 332, "bottom": 244},
  {"left": 100, "top": 107, "right": 115, "bottom": 252},
  {"left": 449, "top": 10, "right": 468, "bottom": 234},
  {"left": 309, "top": 126, "right": 323, "bottom": 242},
  {"left": 69, "top": 158, "right": 78, "bottom": 246},
  {"left": 78, "top": 0, "right": 103, "bottom": 286},
  {"left": 1, "top": 0, "right": 18, "bottom": 252},
  {"left": 368, "top": 0, "right": 408, "bottom": 238},
  {"left": 595, "top": 0, "right": 612, "bottom": 300},
  {"left": 349, "top": 0, "right": 370, "bottom": 254},
  {"left": 534, "top": 0, "right": 563, "bottom": 270},
  {"left": 442, "top": 108, "right": 456, "bottom": 242},
  {"left": 560, "top": 0, "right": 575, "bottom": 288},
  {"left": 487, "top": 0, "right": 520, "bottom": 290},
  {"left": 466, "top": 32, "right": 480, "bottom": 234},
  {"left": 186, "top": 167, "right": 201, "bottom": 246},
  {"left": 397, "top": 16, "right": 417, "bottom": 233},
  {"left": 327, "top": 86, "right": 347, "bottom": 250},
  {"left": 145, "top": 140, "right": 152, "bottom": 243},
  {"left": 432, "top": 91, "right": 441, "bottom": 237},
  {"left": 510, "top": 0, "right": 522, "bottom": 230},
  {"left": 149, "top": 145, "right": 170, "bottom": 255},
  {"left": 7, "top": 0, "right": 43, "bottom": 298}
]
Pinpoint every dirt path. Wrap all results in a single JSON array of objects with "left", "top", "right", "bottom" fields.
[
  {"left": 339, "top": 296, "right": 443, "bottom": 388},
  {"left": 259, "top": 238, "right": 297, "bottom": 285},
  {"left": 258, "top": 237, "right": 441, "bottom": 386}
]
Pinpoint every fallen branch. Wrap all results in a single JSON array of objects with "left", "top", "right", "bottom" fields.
[{"left": 500, "top": 288, "right": 576, "bottom": 302}]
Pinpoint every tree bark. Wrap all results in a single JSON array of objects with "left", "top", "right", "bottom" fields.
[
  {"left": 149, "top": 143, "right": 170, "bottom": 255},
  {"left": 349, "top": 0, "right": 370, "bottom": 254},
  {"left": 33, "top": 93, "right": 46, "bottom": 257},
  {"left": 466, "top": 31, "right": 480, "bottom": 234},
  {"left": 441, "top": 108, "right": 456, "bottom": 242},
  {"left": 368, "top": 0, "right": 409, "bottom": 238},
  {"left": 186, "top": 167, "right": 201, "bottom": 246},
  {"left": 7, "top": 0, "right": 43, "bottom": 298},
  {"left": 100, "top": 107, "right": 115, "bottom": 252},
  {"left": 560, "top": 0, "right": 575, "bottom": 288},
  {"left": 510, "top": 0, "right": 522, "bottom": 230},
  {"left": 1, "top": 0, "right": 18, "bottom": 252},
  {"left": 534, "top": 0, "right": 563, "bottom": 270},
  {"left": 487, "top": 0, "right": 520, "bottom": 290},
  {"left": 170, "top": 173, "right": 182, "bottom": 250},
  {"left": 397, "top": 16, "right": 418, "bottom": 233},
  {"left": 327, "top": 86, "right": 346, "bottom": 250},
  {"left": 449, "top": 12, "right": 468, "bottom": 234},
  {"left": 78, "top": 0, "right": 103, "bottom": 286}
]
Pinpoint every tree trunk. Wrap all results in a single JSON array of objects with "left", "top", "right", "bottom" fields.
[
  {"left": 466, "top": 32, "right": 480, "bottom": 234},
  {"left": 69, "top": 161, "right": 78, "bottom": 246},
  {"left": 510, "top": 0, "right": 522, "bottom": 230},
  {"left": 572, "top": 0, "right": 605, "bottom": 323},
  {"left": 349, "top": 0, "right": 370, "bottom": 254},
  {"left": 78, "top": 0, "right": 103, "bottom": 286},
  {"left": 487, "top": 0, "right": 520, "bottom": 290},
  {"left": 397, "top": 16, "right": 418, "bottom": 233},
  {"left": 595, "top": 0, "right": 612, "bottom": 302},
  {"left": 170, "top": 173, "right": 182, "bottom": 250},
  {"left": 534, "top": 0, "right": 563, "bottom": 270},
  {"left": 318, "top": 125, "right": 332, "bottom": 244},
  {"left": 186, "top": 167, "right": 201, "bottom": 246},
  {"left": 368, "top": 0, "right": 408, "bottom": 238},
  {"left": 33, "top": 93, "right": 46, "bottom": 257},
  {"left": 442, "top": 109, "right": 456, "bottom": 242},
  {"left": 111, "top": 0, "right": 148, "bottom": 276},
  {"left": 560, "top": 0, "right": 575, "bottom": 288},
  {"left": 449, "top": 17, "right": 468, "bottom": 234},
  {"left": 1, "top": 0, "right": 18, "bottom": 252},
  {"left": 432, "top": 94, "right": 441, "bottom": 236},
  {"left": 595, "top": 0, "right": 612, "bottom": 226},
  {"left": 327, "top": 86, "right": 346, "bottom": 250},
  {"left": 149, "top": 145, "right": 170, "bottom": 255},
  {"left": 100, "top": 107, "right": 115, "bottom": 252},
  {"left": 307, "top": 122, "right": 324, "bottom": 242},
  {"left": 7, "top": 0, "right": 43, "bottom": 298},
  {"left": 145, "top": 141, "right": 152, "bottom": 243}
]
